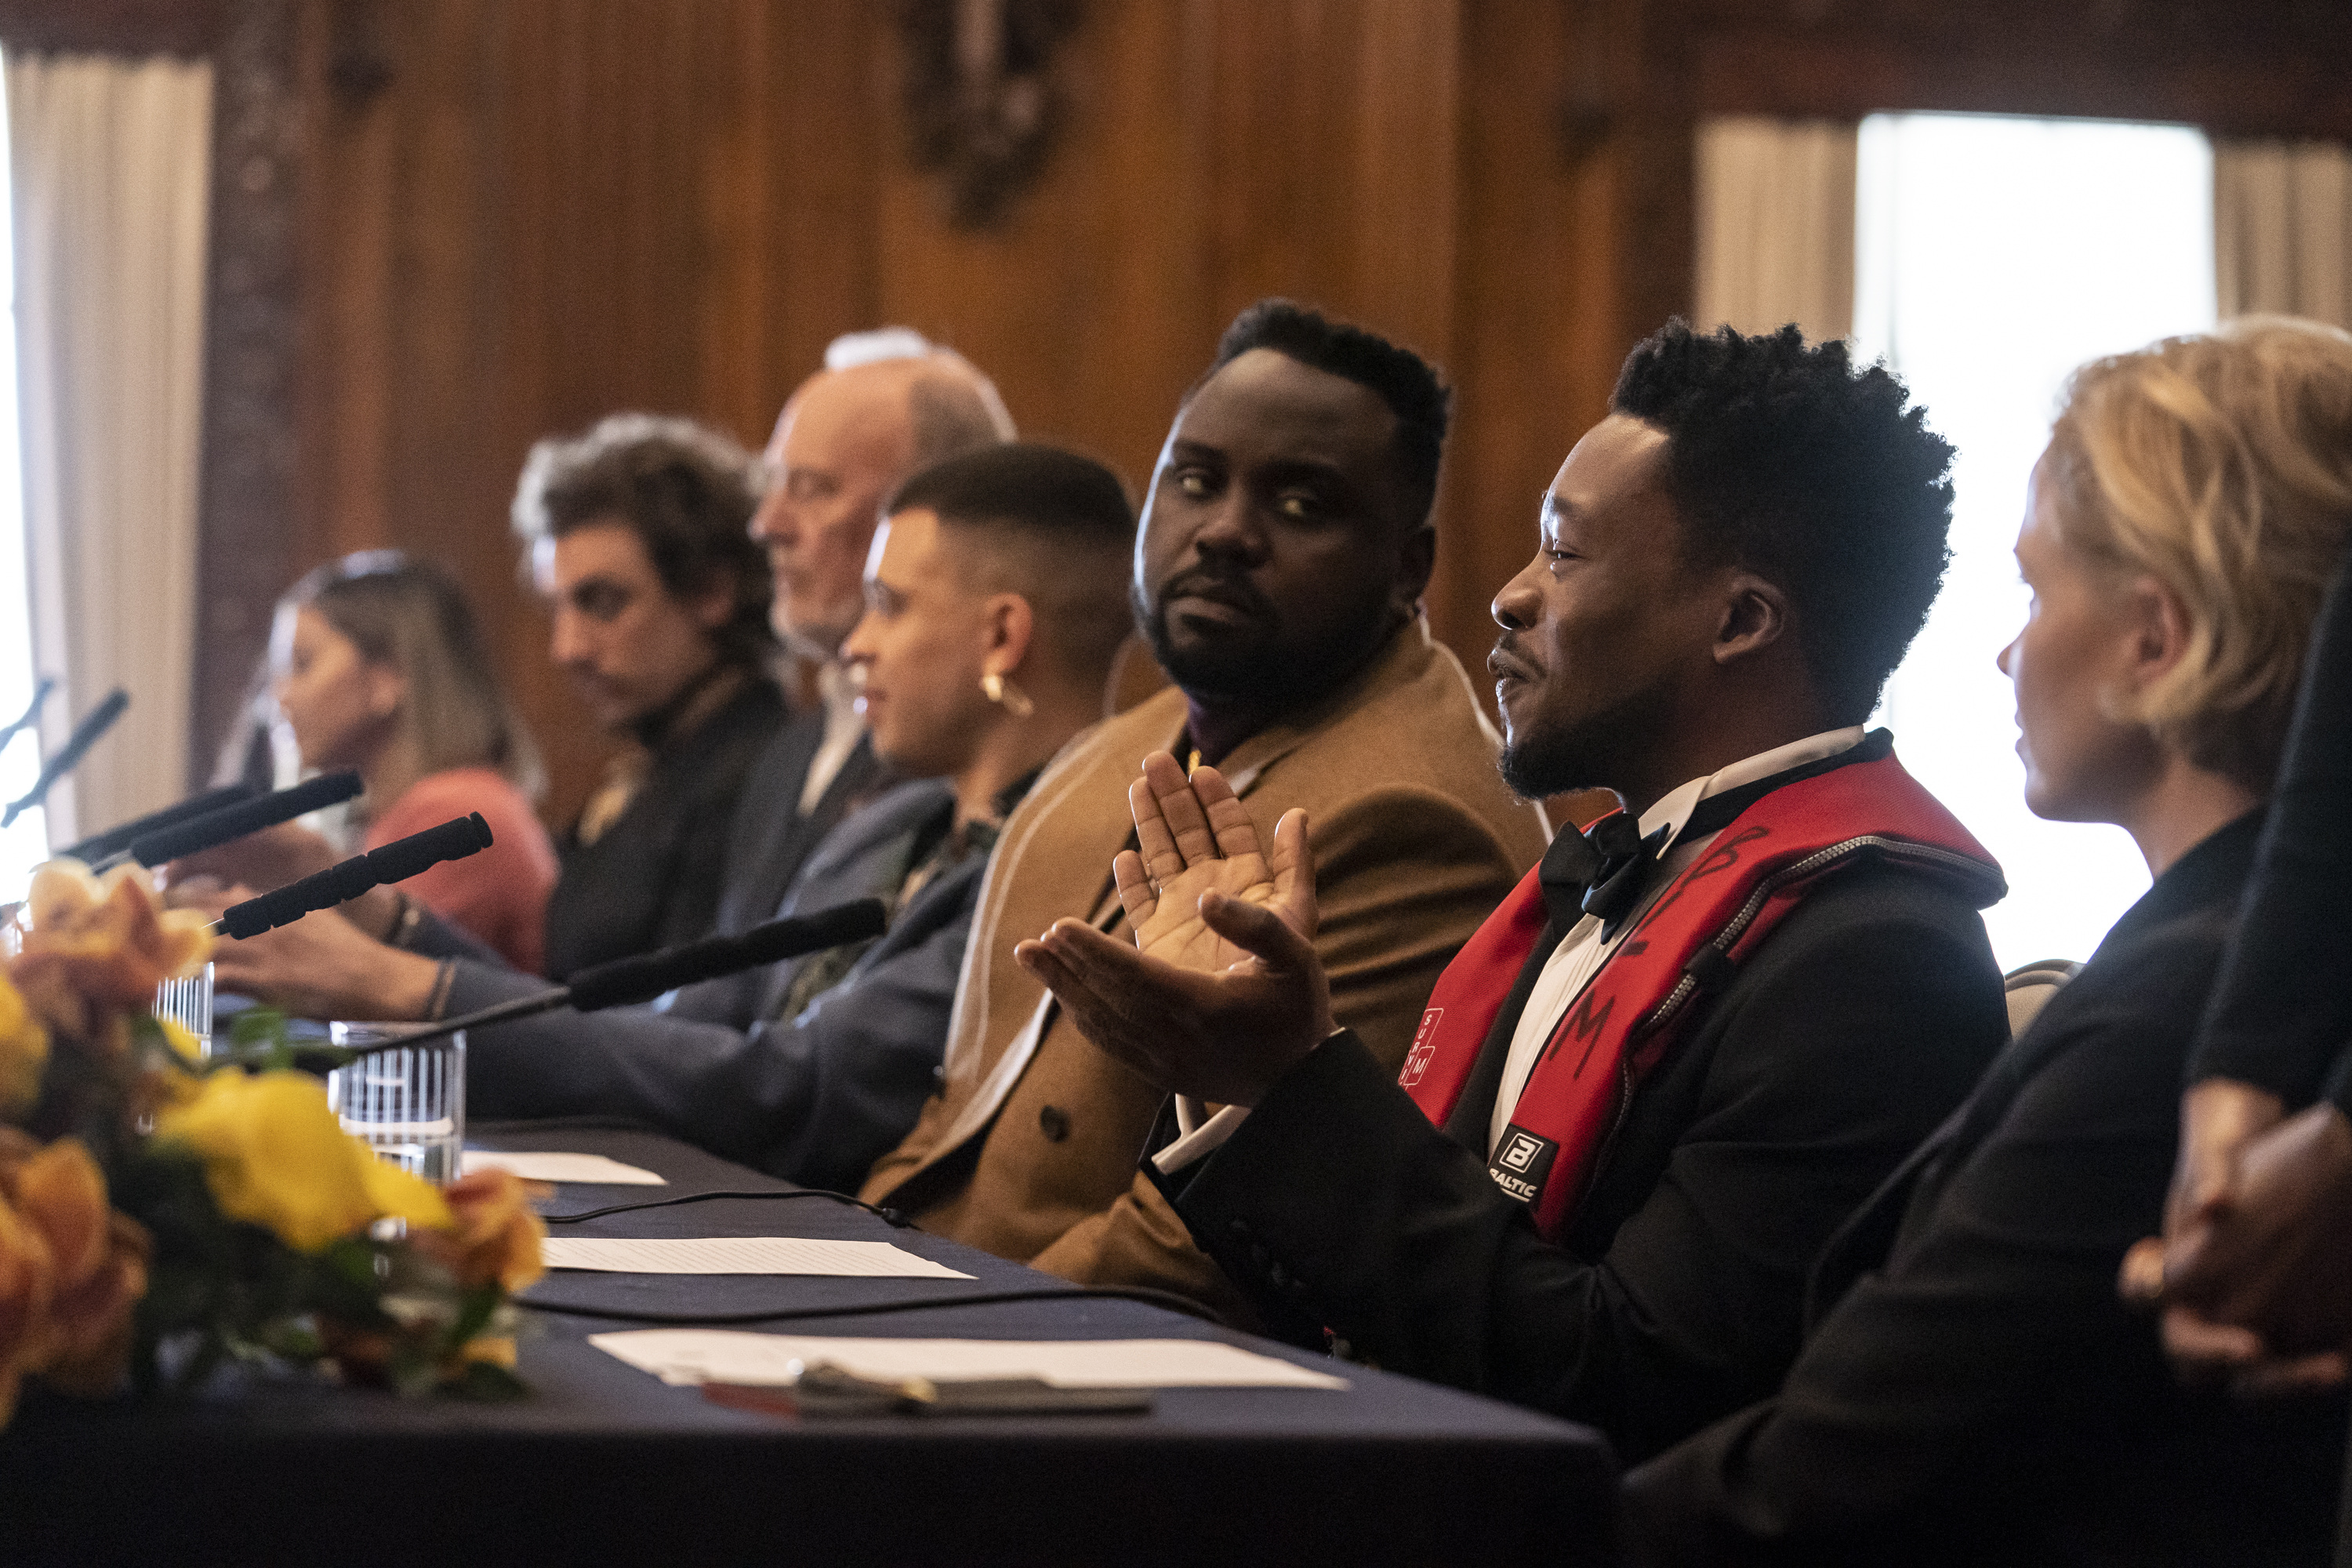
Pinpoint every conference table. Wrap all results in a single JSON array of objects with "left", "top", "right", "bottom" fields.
[{"left": 0, "top": 1120, "right": 1617, "bottom": 1565}]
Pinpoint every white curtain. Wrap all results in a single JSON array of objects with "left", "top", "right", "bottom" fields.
[
  {"left": 2214, "top": 140, "right": 2352, "bottom": 328},
  {"left": 6, "top": 54, "right": 212, "bottom": 845},
  {"left": 1695, "top": 116, "right": 1859, "bottom": 345}
]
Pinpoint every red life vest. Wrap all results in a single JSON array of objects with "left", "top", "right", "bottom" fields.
[{"left": 1397, "top": 751, "right": 2002, "bottom": 1241}]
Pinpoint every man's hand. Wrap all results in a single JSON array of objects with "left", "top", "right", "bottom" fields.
[
  {"left": 198, "top": 884, "right": 444, "bottom": 1022},
  {"left": 1013, "top": 752, "right": 1334, "bottom": 1107},
  {"left": 2119, "top": 1080, "right": 2352, "bottom": 1393}
]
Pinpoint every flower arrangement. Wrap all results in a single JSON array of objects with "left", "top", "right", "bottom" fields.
[{"left": 0, "top": 858, "right": 543, "bottom": 1428}]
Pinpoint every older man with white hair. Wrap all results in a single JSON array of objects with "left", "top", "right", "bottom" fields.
[{"left": 718, "top": 328, "right": 1018, "bottom": 932}]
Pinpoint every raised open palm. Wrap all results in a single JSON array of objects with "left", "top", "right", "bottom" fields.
[
  {"left": 1113, "top": 752, "right": 1314, "bottom": 973},
  {"left": 1014, "top": 750, "right": 1334, "bottom": 1106}
]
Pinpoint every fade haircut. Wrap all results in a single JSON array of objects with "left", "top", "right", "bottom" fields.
[
  {"left": 887, "top": 442, "right": 1138, "bottom": 688},
  {"left": 1207, "top": 299, "right": 1452, "bottom": 528},
  {"left": 511, "top": 413, "right": 774, "bottom": 668},
  {"left": 1612, "top": 321, "right": 1957, "bottom": 724}
]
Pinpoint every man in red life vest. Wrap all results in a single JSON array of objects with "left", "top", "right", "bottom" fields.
[{"left": 1016, "top": 322, "right": 2013, "bottom": 1461}]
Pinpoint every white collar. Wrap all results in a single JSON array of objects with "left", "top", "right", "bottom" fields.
[
  {"left": 816, "top": 660, "right": 861, "bottom": 733},
  {"left": 1635, "top": 726, "right": 1868, "bottom": 850}
]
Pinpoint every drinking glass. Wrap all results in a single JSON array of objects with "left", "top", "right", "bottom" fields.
[
  {"left": 326, "top": 1022, "right": 466, "bottom": 1183},
  {"left": 152, "top": 963, "right": 215, "bottom": 1058}
]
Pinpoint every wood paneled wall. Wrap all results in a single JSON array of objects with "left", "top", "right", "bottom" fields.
[
  {"left": 260, "top": 0, "right": 1674, "bottom": 826},
  {"left": 132, "top": 0, "right": 2348, "bottom": 823}
]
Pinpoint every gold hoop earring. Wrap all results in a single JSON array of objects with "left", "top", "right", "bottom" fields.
[{"left": 981, "top": 671, "right": 1035, "bottom": 719}]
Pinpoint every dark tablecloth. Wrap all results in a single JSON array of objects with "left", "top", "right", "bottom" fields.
[{"left": 0, "top": 1120, "right": 1614, "bottom": 1565}]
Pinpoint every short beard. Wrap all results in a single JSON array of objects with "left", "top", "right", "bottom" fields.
[
  {"left": 1495, "top": 684, "right": 1657, "bottom": 800},
  {"left": 1135, "top": 579, "right": 1397, "bottom": 713}
]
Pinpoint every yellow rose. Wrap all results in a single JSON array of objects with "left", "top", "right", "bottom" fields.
[
  {"left": 359, "top": 1155, "right": 454, "bottom": 1232},
  {"left": 0, "top": 973, "right": 49, "bottom": 1119},
  {"left": 155, "top": 1070, "right": 449, "bottom": 1251}
]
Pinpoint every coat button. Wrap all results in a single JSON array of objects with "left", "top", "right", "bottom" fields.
[{"left": 1038, "top": 1105, "right": 1071, "bottom": 1142}]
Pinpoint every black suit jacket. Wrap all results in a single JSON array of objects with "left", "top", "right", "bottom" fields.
[
  {"left": 1172, "top": 854, "right": 2007, "bottom": 1462},
  {"left": 2192, "top": 551, "right": 2352, "bottom": 1114},
  {"left": 713, "top": 712, "right": 884, "bottom": 941},
  {"left": 541, "top": 678, "right": 786, "bottom": 980},
  {"left": 1621, "top": 813, "right": 2348, "bottom": 1566}
]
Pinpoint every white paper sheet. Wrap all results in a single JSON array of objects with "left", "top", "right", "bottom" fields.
[
  {"left": 462, "top": 1150, "right": 667, "bottom": 1185},
  {"left": 540, "top": 1236, "right": 974, "bottom": 1279},
  {"left": 588, "top": 1330, "right": 1348, "bottom": 1390}
]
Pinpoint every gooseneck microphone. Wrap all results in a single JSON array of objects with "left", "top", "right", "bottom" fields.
[
  {"left": 212, "top": 813, "right": 494, "bottom": 938},
  {"left": 58, "top": 783, "right": 257, "bottom": 865},
  {"left": 0, "top": 676, "right": 56, "bottom": 750},
  {"left": 4, "top": 687, "right": 130, "bottom": 828},
  {"left": 121, "top": 770, "right": 364, "bottom": 869},
  {"left": 332, "top": 898, "right": 890, "bottom": 1057}
]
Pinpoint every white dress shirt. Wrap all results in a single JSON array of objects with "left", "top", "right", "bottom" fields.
[
  {"left": 1485, "top": 726, "right": 1864, "bottom": 1151},
  {"left": 797, "top": 661, "right": 866, "bottom": 815}
]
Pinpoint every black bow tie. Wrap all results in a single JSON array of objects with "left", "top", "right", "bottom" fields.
[{"left": 1539, "top": 811, "right": 1672, "bottom": 940}]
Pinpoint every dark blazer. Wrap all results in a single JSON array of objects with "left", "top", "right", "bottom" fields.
[
  {"left": 456, "top": 780, "right": 973, "bottom": 1192},
  {"left": 713, "top": 710, "right": 884, "bottom": 940},
  {"left": 1172, "top": 854, "right": 2007, "bottom": 1463},
  {"left": 1621, "top": 813, "right": 2348, "bottom": 1567},
  {"left": 2193, "top": 551, "right": 2352, "bottom": 1113},
  {"left": 542, "top": 677, "right": 787, "bottom": 980}
]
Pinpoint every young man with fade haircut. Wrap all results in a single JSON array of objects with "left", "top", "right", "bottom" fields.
[
  {"left": 1018, "top": 323, "right": 2013, "bottom": 1460},
  {"left": 719, "top": 328, "right": 1018, "bottom": 936},
  {"left": 856, "top": 299, "right": 1548, "bottom": 1316},
  {"left": 209, "top": 444, "right": 1135, "bottom": 1193}
]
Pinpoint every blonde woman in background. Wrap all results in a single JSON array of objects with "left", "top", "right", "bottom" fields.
[{"left": 270, "top": 550, "right": 557, "bottom": 972}]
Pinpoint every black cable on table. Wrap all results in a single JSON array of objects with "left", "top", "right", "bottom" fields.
[
  {"left": 521, "top": 1284, "right": 1224, "bottom": 1327},
  {"left": 542, "top": 1188, "right": 913, "bottom": 1228}
]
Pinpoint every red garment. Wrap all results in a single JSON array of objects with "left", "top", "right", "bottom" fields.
[
  {"left": 1399, "top": 752, "right": 2003, "bottom": 1240},
  {"left": 363, "top": 768, "right": 556, "bottom": 975}
]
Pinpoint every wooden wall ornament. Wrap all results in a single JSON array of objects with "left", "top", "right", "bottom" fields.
[
  {"left": 898, "top": 0, "right": 1083, "bottom": 228},
  {"left": 188, "top": 0, "right": 303, "bottom": 789}
]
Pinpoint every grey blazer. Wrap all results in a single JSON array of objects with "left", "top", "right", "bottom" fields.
[{"left": 448, "top": 779, "right": 977, "bottom": 1192}]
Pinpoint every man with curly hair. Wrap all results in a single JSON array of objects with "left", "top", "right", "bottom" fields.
[
  {"left": 1018, "top": 321, "right": 2013, "bottom": 1461},
  {"left": 511, "top": 414, "right": 787, "bottom": 979}
]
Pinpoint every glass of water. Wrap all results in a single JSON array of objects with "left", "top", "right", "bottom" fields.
[
  {"left": 152, "top": 962, "right": 216, "bottom": 1057},
  {"left": 326, "top": 1022, "right": 466, "bottom": 1183}
]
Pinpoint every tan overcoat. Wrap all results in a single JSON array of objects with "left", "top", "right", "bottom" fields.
[{"left": 859, "top": 619, "right": 1548, "bottom": 1309}]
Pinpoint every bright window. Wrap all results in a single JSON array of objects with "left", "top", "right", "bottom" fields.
[
  {"left": 1856, "top": 112, "right": 2216, "bottom": 970},
  {"left": 0, "top": 56, "right": 49, "bottom": 888}
]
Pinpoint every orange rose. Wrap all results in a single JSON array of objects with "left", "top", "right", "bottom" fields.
[
  {"left": 428, "top": 1169, "right": 547, "bottom": 1294},
  {"left": 6, "top": 1138, "right": 149, "bottom": 1398},
  {"left": 9, "top": 860, "right": 210, "bottom": 1044},
  {"left": 0, "top": 1133, "right": 148, "bottom": 1423},
  {"left": 0, "top": 1167, "right": 56, "bottom": 1425}
]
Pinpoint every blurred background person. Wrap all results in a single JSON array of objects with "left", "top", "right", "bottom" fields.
[
  {"left": 207, "top": 443, "right": 1137, "bottom": 1192},
  {"left": 713, "top": 328, "right": 1018, "bottom": 940},
  {"left": 512, "top": 412, "right": 784, "bottom": 980},
  {"left": 268, "top": 550, "right": 556, "bottom": 972}
]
